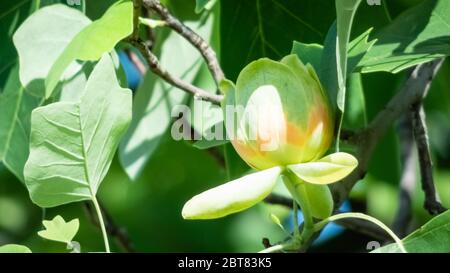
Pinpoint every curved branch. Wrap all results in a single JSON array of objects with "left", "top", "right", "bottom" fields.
[{"left": 143, "top": 0, "right": 225, "bottom": 86}]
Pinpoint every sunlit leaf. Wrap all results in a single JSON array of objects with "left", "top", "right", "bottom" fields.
[
  {"left": 373, "top": 210, "right": 450, "bottom": 253},
  {"left": 0, "top": 244, "right": 31, "bottom": 253},
  {"left": 357, "top": 0, "right": 450, "bottom": 73},
  {"left": 45, "top": 0, "right": 133, "bottom": 98},
  {"left": 38, "top": 215, "right": 79, "bottom": 244},
  {"left": 24, "top": 54, "right": 132, "bottom": 207},
  {"left": 13, "top": 4, "right": 90, "bottom": 97}
]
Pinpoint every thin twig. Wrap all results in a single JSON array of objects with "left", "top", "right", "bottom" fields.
[
  {"left": 142, "top": 0, "right": 225, "bottom": 86},
  {"left": 131, "top": 39, "right": 223, "bottom": 103},
  {"left": 392, "top": 113, "right": 416, "bottom": 237},
  {"left": 83, "top": 201, "right": 136, "bottom": 253},
  {"left": 411, "top": 104, "right": 446, "bottom": 215}
]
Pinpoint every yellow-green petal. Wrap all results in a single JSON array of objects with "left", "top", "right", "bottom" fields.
[
  {"left": 287, "top": 152, "right": 358, "bottom": 184},
  {"left": 182, "top": 167, "right": 282, "bottom": 220}
]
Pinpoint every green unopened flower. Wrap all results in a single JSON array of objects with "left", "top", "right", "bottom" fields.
[{"left": 182, "top": 54, "right": 358, "bottom": 221}]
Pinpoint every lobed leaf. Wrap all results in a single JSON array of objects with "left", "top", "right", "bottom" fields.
[
  {"left": 45, "top": 0, "right": 133, "bottom": 98},
  {"left": 24, "top": 54, "right": 132, "bottom": 207},
  {"left": 13, "top": 4, "right": 90, "bottom": 97},
  {"left": 38, "top": 215, "right": 79, "bottom": 244}
]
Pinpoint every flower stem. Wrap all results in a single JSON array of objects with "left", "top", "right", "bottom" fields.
[
  {"left": 282, "top": 172, "right": 315, "bottom": 243},
  {"left": 92, "top": 196, "right": 111, "bottom": 253}
]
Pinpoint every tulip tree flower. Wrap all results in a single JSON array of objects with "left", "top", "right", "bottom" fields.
[
  {"left": 181, "top": 55, "right": 407, "bottom": 253},
  {"left": 182, "top": 54, "right": 358, "bottom": 221}
]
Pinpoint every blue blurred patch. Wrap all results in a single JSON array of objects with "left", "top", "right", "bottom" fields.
[
  {"left": 118, "top": 50, "right": 142, "bottom": 90},
  {"left": 285, "top": 201, "right": 351, "bottom": 246}
]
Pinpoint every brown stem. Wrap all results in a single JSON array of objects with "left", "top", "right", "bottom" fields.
[
  {"left": 142, "top": 0, "right": 225, "bottom": 86},
  {"left": 412, "top": 104, "right": 446, "bottom": 215}
]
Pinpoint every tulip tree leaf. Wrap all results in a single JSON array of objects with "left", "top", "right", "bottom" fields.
[
  {"left": 38, "top": 215, "right": 79, "bottom": 244},
  {"left": 0, "top": 244, "right": 32, "bottom": 253},
  {"left": 373, "top": 210, "right": 450, "bottom": 253},
  {"left": 288, "top": 152, "right": 358, "bottom": 185},
  {"left": 291, "top": 42, "right": 323, "bottom": 72},
  {"left": 182, "top": 166, "right": 282, "bottom": 219},
  {"left": 0, "top": 65, "right": 41, "bottom": 182},
  {"left": 24, "top": 54, "right": 132, "bottom": 207},
  {"left": 220, "top": 0, "right": 335, "bottom": 81},
  {"left": 0, "top": 0, "right": 33, "bottom": 86},
  {"left": 13, "top": 4, "right": 91, "bottom": 97},
  {"left": 357, "top": 0, "right": 450, "bottom": 74},
  {"left": 347, "top": 28, "right": 376, "bottom": 74},
  {"left": 335, "top": 0, "right": 362, "bottom": 112},
  {"left": 45, "top": 0, "right": 133, "bottom": 98}
]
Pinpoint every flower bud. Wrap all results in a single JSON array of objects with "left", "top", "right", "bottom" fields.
[{"left": 223, "top": 54, "right": 334, "bottom": 170}]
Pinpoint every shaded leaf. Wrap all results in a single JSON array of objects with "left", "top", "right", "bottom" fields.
[
  {"left": 358, "top": 0, "right": 450, "bottom": 73},
  {"left": 221, "top": 0, "right": 334, "bottom": 81},
  {"left": 291, "top": 41, "right": 323, "bottom": 72},
  {"left": 0, "top": 65, "right": 41, "bottom": 182}
]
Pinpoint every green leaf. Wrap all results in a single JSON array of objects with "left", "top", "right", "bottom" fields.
[
  {"left": 0, "top": 65, "right": 41, "bottom": 182},
  {"left": 119, "top": 14, "right": 215, "bottom": 180},
  {"left": 347, "top": 28, "right": 376, "bottom": 74},
  {"left": 45, "top": 0, "right": 133, "bottom": 98},
  {"left": 358, "top": 0, "right": 450, "bottom": 73},
  {"left": 38, "top": 215, "right": 79, "bottom": 244},
  {"left": 24, "top": 54, "right": 132, "bottom": 207},
  {"left": 304, "top": 183, "right": 333, "bottom": 220},
  {"left": 195, "top": 0, "right": 217, "bottom": 13},
  {"left": 0, "top": 244, "right": 32, "bottom": 253},
  {"left": 344, "top": 73, "right": 367, "bottom": 129},
  {"left": 13, "top": 4, "right": 90, "bottom": 97},
  {"left": 287, "top": 152, "right": 358, "bottom": 185},
  {"left": 374, "top": 210, "right": 450, "bottom": 253},
  {"left": 182, "top": 166, "right": 282, "bottom": 219},
  {"left": 291, "top": 41, "right": 323, "bottom": 72},
  {"left": 221, "top": 0, "right": 335, "bottom": 81},
  {"left": 335, "top": 0, "right": 362, "bottom": 112},
  {"left": 0, "top": 0, "right": 34, "bottom": 86}
]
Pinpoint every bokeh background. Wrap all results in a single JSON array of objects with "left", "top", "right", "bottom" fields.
[{"left": 1, "top": 0, "right": 449, "bottom": 252}]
